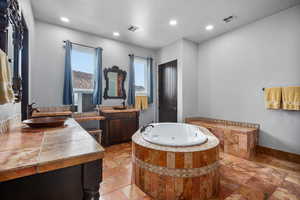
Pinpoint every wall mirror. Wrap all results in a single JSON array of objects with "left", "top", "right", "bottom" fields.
[
  {"left": 0, "top": 0, "right": 26, "bottom": 103},
  {"left": 103, "top": 66, "right": 127, "bottom": 99}
]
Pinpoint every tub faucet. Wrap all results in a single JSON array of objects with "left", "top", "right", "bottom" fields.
[{"left": 140, "top": 124, "right": 154, "bottom": 133}]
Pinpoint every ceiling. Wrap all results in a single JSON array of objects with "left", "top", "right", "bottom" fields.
[{"left": 31, "top": 0, "right": 300, "bottom": 49}]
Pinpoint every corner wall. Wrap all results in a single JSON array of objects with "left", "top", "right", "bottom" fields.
[
  {"left": 197, "top": 5, "right": 300, "bottom": 154},
  {"left": 156, "top": 39, "right": 198, "bottom": 122}
]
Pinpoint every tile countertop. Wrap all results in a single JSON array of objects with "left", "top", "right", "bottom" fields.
[
  {"left": 0, "top": 118, "right": 105, "bottom": 182},
  {"left": 100, "top": 108, "right": 140, "bottom": 114}
]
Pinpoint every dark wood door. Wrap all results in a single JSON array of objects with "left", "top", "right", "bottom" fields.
[{"left": 159, "top": 60, "right": 177, "bottom": 122}]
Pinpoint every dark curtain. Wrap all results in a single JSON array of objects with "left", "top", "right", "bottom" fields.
[
  {"left": 63, "top": 40, "right": 73, "bottom": 105},
  {"left": 92, "top": 47, "right": 103, "bottom": 104}
]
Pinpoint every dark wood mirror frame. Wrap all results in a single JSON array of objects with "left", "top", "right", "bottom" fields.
[
  {"left": 103, "top": 66, "right": 127, "bottom": 100},
  {"left": 0, "top": 0, "right": 24, "bottom": 103}
]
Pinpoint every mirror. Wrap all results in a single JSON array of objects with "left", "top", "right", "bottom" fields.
[
  {"left": 0, "top": 0, "right": 24, "bottom": 103},
  {"left": 103, "top": 66, "right": 127, "bottom": 99}
]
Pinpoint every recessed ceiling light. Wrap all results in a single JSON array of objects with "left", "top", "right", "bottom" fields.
[
  {"left": 205, "top": 25, "right": 214, "bottom": 31},
  {"left": 113, "top": 32, "right": 120, "bottom": 36},
  {"left": 169, "top": 20, "right": 177, "bottom": 26},
  {"left": 60, "top": 17, "right": 70, "bottom": 23}
]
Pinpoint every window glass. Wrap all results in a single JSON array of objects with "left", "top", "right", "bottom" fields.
[
  {"left": 71, "top": 46, "right": 95, "bottom": 92},
  {"left": 134, "top": 58, "right": 147, "bottom": 95},
  {"left": 71, "top": 46, "right": 96, "bottom": 108}
]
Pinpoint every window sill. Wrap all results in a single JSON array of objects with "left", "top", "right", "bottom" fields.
[
  {"left": 135, "top": 93, "right": 148, "bottom": 97},
  {"left": 74, "top": 89, "right": 94, "bottom": 94}
]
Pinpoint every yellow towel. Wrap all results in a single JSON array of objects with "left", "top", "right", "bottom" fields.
[
  {"left": 135, "top": 96, "right": 148, "bottom": 110},
  {"left": 0, "top": 49, "right": 14, "bottom": 105},
  {"left": 264, "top": 87, "right": 282, "bottom": 109},
  {"left": 282, "top": 86, "right": 300, "bottom": 110}
]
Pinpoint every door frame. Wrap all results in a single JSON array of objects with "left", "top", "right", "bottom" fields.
[
  {"left": 157, "top": 59, "right": 178, "bottom": 122},
  {"left": 21, "top": 15, "right": 29, "bottom": 120}
]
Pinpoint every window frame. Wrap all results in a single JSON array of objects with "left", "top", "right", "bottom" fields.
[
  {"left": 134, "top": 57, "right": 148, "bottom": 96},
  {"left": 70, "top": 45, "right": 96, "bottom": 110}
]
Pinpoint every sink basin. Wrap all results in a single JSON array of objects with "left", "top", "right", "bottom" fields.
[
  {"left": 113, "top": 106, "right": 127, "bottom": 110},
  {"left": 23, "top": 117, "right": 68, "bottom": 128}
]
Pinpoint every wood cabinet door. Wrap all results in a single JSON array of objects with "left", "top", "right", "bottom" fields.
[
  {"left": 108, "top": 119, "right": 122, "bottom": 144},
  {"left": 108, "top": 118, "right": 138, "bottom": 145},
  {"left": 120, "top": 118, "right": 138, "bottom": 142}
]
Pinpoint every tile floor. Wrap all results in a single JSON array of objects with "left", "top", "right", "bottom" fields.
[{"left": 100, "top": 142, "right": 300, "bottom": 200}]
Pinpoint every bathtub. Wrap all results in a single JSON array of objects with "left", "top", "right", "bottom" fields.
[
  {"left": 141, "top": 123, "right": 208, "bottom": 147},
  {"left": 132, "top": 123, "right": 220, "bottom": 200}
]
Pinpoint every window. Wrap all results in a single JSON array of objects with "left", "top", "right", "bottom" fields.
[
  {"left": 134, "top": 57, "right": 148, "bottom": 95},
  {"left": 71, "top": 46, "right": 96, "bottom": 110}
]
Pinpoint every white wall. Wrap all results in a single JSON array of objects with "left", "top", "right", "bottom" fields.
[
  {"left": 32, "top": 21, "right": 157, "bottom": 126},
  {"left": 156, "top": 39, "right": 198, "bottom": 122},
  {"left": 0, "top": 0, "right": 35, "bottom": 122},
  {"left": 181, "top": 40, "right": 199, "bottom": 119},
  {"left": 197, "top": 5, "right": 300, "bottom": 154}
]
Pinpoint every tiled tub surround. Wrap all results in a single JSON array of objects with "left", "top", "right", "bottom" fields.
[
  {"left": 0, "top": 118, "right": 104, "bottom": 182},
  {"left": 186, "top": 117, "right": 259, "bottom": 160},
  {"left": 132, "top": 127, "right": 220, "bottom": 200}
]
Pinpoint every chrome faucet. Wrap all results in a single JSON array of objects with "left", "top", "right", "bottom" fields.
[
  {"left": 140, "top": 124, "right": 154, "bottom": 133},
  {"left": 27, "top": 103, "right": 40, "bottom": 118}
]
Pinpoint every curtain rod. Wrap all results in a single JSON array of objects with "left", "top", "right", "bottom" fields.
[
  {"left": 63, "top": 40, "right": 102, "bottom": 50},
  {"left": 129, "top": 54, "right": 152, "bottom": 60}
]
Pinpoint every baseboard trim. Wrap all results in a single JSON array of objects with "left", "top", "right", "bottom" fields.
[{"left": 257, "top": 145, "right": 300, "bottom": 164}]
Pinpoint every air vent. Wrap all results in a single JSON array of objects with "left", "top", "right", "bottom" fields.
[
  {"left": 128, "top": 25, "right": 139, "bottom": 32},
  {"left": 223, "top": 15, "right": 237, "bottom": 23}
]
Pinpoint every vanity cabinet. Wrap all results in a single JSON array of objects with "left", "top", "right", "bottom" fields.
[{"left": 100, "top": 109, "right": 139, "bottom": 146}]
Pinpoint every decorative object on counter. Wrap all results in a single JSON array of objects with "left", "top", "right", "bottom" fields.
[
  {"left": 0, "top": 0, "right": 25, "bottom": 103},
  {"left": 103, "top": 66, "right": 127, "bottom": 99},
  {"left": 282, "top": 86, "right": 300, "bottom": 110},
  {"left": 135, "top": 95, "right": 148, "bottom": 110},
  {"left": 63, "top": 40, "right": 74, "bottom": 105},
  {"left": 186, "top": 117, "right": 259, "bottom": 160},
  {"left": 99, "top": 106, "right": 139, "bottom": 146},
  {"left": 127, "top": 54, "right": 135, "bottom": 105},
  {"left": 23, "top": 117, "right": 68, "bottom": 128},
  {"left": 0, "top": 49, "right": 14, "bottom": 104},
  {"left": 132, "top": 126, "right": 220, "bottom": 200},
  {"left": 92, "top": 47, "right": 103, "bottom": 104},
  {"left": 264, "top": 87, "right": 282, "bottom": 109}
]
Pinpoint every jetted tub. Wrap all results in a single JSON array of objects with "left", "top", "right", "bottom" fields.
[
  {"left": 132, "top": 123, "right": 220, "bottom": 200},
  {"left": 141, "top": 123, "right": 208, "bottom": 147}
]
